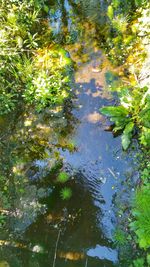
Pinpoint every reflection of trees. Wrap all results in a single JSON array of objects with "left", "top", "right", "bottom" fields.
[
  {"left": 0, "top": 170, "right": 114, "bottom": 266},
  {"left": 0, "top": 172, "right": 106, "bottom": 267},
  {"left": 48, "top": 0, "right": 108, "bottom": 56},
  {"left": 48, "top": 0, "right": 139, "bottom": 67},
  {"left": 0, "top": 100, "right": 77, "bottom": 235}
]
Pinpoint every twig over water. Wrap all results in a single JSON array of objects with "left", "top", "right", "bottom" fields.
[
  {"left": 52, "top": 229, "right": 61, "bottom": 267},
  {"left": 108, "top": 168, "right": 117, "bottom": 179},
  {"left": 85, "top": 257, "right": 88, "bottom": 267}
]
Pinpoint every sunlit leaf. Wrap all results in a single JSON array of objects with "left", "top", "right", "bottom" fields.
[
  {"left": 121, "top": 133, "right": 131, "bottom": 150},
  {"left": 100, "top": 106, "right": 128, "bottom": 117}
]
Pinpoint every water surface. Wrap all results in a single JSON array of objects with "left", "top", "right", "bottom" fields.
[{"left": 0, "top": 1, "right": 137, "bottom": 266}]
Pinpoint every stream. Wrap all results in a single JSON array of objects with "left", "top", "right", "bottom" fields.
[{"left": 0, "top": 1, "right": 139, "bottom": 266}]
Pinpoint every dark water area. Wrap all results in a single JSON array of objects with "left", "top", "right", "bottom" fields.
[{"left": 0, "top": 1, "right": 139, "bottom": 267}]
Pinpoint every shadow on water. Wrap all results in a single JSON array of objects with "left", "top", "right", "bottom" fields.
[{"left": 0, "top": 1, "right": 139, "bottom": 267}]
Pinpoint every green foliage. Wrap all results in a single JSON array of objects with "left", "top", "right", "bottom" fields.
[
  {"left": 140, "top": 127, "right": 150, "bottom": 147},
  {"left": 100, "top": 104, "right": 133, "bottom": 149},
  {"left": 133, "top": 258, "right": 145, "bottom": 267},
  {"left": 60, "top": 187, "right": 72, "bottom": 200},
  {"left": 147, "top": 254, "right": 150, "bottom": 265},
  {"left": 68, "top": 143, "right": 76, "bottom": 152},
  {"left": 0, "top": 214, "right": 6, "bottom": 227},
  {"left": 102, "top": 1, "right": 149, "bottom": 67},
  {"left": 134, "top": 0, "right": 147, "bottom": 7},
  {"left": 112, "top": 0, "right": 120, "bottom": 8},
  {"left": 112, "top": 15, "right": 128, "bottom": 33},
  {"left": 100, "top": 85, "right": 150, "bottom": 149},
  {"left": 121, "top": 122, "right": 134, "bottom": 150},
  {"left": 130, "top": 185, "right": 150, "bottom": 249},
  {"left": 141, "top": 162, "right": 150, "bottom": 184},
  {"left": 57, "top": 172, "right": 69, "bottom": 183},
  {"left": 107, "top": 5, "right": 114, "bottom": 20},
  {"left": 25, "top": 47, "right": 72, "bottom": 111},
  {"left": 0, "top": 0, "right": 72, "bottom": 114},
  {"left": 113, "top": 228, "right": 127, "bottom": 246}
]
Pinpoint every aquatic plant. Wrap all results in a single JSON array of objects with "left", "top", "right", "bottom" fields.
[
  {"left": 60, "top": 187, "right": 72, "bottom": 200},
  {"left": 57, "top": 172, "right": 69, "bottom": 183}
]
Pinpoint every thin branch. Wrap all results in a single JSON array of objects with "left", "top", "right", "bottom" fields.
[
  {"left": 133, "top": 70, "right": 140, "bottom": 88},
  {"left": 52, "top": 229, "right": 61, "bottom": 267},
  {"left": 108, "top": 168, "right": 117, "bottom": 179}
]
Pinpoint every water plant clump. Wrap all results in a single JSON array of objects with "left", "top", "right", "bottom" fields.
[
  {"left": 57, "top": 172, "right": 70, "bottom": 183},
  {"left": 60, "top": 187, "right": 72, "bottom": 200}
]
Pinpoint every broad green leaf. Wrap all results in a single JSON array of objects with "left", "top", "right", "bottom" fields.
[
  {"left": 124, "top": 122, "right": 134, "bottom": 134},
  {"left": 119, "top": 88, "right": 133, "bottom": 108},
  {"left": 121, "top": 133, "right": 131, "bottom": 150},
  {"left": 113, "top": 125, "right": 125, "bottom": 132},
  {"left": 100, "top": 106, "right": 128, "bottom": 117},
  {"left": 139, "top": 109, "right": 150, "bottom": 128},
  {"left": 121, "top": 122, "right": 134, "bottom": 150}
]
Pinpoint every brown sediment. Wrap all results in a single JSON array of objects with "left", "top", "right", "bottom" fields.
[
  {"left": 46, "top": 213, "right": 64, "bottom": 223},
  {"left": 58, "top": 251, "right": 85, "bottom": 261}
]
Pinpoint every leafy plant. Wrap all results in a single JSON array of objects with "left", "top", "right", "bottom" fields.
[
  {"left": 60, "top": 187, "right": 72, "bottom": 200},
  {"left": 147, "top": 254, "right": 150, "bottom": 266},
  {"left": 0, "top": 1, "right": 73, "bottom": 115},
  {"left": 141, "top": 163, "right": 150, "bottom": 184},
  {"left": 130, "top": 185, "right": 150, "bottom": 249},
  {"left": 113, "top": 228, "right": 127, "bottom": 246},
  {"left": 24, "top": 47, "right": 72, "bottom": 111},
  {"left": 133, "top": 258, "right": 145, "bottom": 267},
  {"left": 100, "top": 85, "right": 150, "bottom": 149}
]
